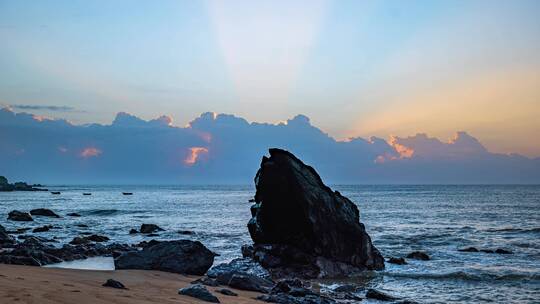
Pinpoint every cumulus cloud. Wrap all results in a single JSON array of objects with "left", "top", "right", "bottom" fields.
[{"left": 0, "top": 107, "right": 538, "bottom": 184}]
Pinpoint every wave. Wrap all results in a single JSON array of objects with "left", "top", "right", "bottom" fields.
[
  {"left": 384, "top": 271, "right": 540, "bottom": 282},
  {"left": 84, "top": 209, "right": 120, "bottom": 216},
  {"left": 484, "top": 227, "right": 540, "bottom": 234}
]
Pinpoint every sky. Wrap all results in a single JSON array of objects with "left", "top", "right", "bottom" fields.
[{"left": 0, "top": 0, "right": 539, "bottom": 157}]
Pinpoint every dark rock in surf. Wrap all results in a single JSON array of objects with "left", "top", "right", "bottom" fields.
[
  {"left": 178, "top": 230, "right": 195, "bottom": 235},
  {"left": 178, "top": 284, "right": 220, "bottom": 303},
  {"left": 406, "top": 251, "right": 430, "bottom": 261},
  {"left": 67, "top": 213, "right": 81, "bottom": 217},
  {"left": 8, "top": 210, "right": 33, "bottom": 221},
  {"left": 86, "top": 234, "right": 110, "bottom": 242},
  {"left": 366, "top": 288, "right": 398, "bottom": 301},
  {"left": 495, "top": 248, "right": 513, "bottom": 254},
  {"left": 458, "top": 247, "right": 479, "bottom": 252},
  {"left": 129, "top": 229, "right": 138, "bottom": 234},
  {"left": 227, "top": 273, "right": 274, "bottom": 293},
  {"left": 140, "top": 224, "right": 164, "bottom": 234},
  {"left": 102, "top": 279, "right": 127, "bottom": 289},
  {"left": 114, "top": 240, "right": 215, "bottom": 275},
  {"left": 69, "top": 237, "right": 90, "bottom": 245},
  {"left": 216, "top": 288, "right": 237, "bottom": 296},
  {"left": 388, "top": 257, "right": 407, "bottom": 265},
  {"left": 333, "top": 284, "right": 358, "bottom": 293},
  {"left": 30, "top": 208, "right": 60, "bottom": 218},
  {"left": 246, "top": 148, "right": 384, "bottom": 279},
  {"left": 0, "top": 225, "right": 15, "bottom": 246},
  {"left": 480, "top": 249, "right": 494, "bottom": 253},
  {"left": 33, "top": 225, "right": 52, "bottom": 233}
]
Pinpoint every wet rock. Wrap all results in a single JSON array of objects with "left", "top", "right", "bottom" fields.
[
  {"left": 406, "top": 251, "right": 430, "bottom": 261},
  {"left": 8, "top": 210, "right": 33, "bottom": 221},
  {"left": 191, "top": 277, "right": 219, "bottom": 287},
  {"left": 247, "top": 149, "right": 384, "bottom": 279},
  {"left": 67, "top": 213, "right": 81, "bottom": 217},
  {"left": 178, "top": 284, "right": 220, "bottom": 303},
  {"left": 115, "top": 240, "right": 215, "bottom": 275},
  {"left": 495, "top": 248, "right": 513, "bottom": 254},
  {"left": 30, "top": 208, "right": 60, "bottom": 218},
  {"left": 75, "top": 224, "right": 89, "bottom": 228},
  {"left": 0, "top": 224, "right": 15, "bottom": 246},
  {"left": 102, "top": 279, "right": 127, "bottom": 289},
  {"left": 365, "top": 288, "right": 398, "bottom": 301},
  {"left": 140, "top": 224, "right": 164, "bottom": 234},
  {"left": 69, "top": 237, "right": 91, "bottom": 245},
  {"left": 257, "top": 293, "right": 335, "bottom": 304},
  {"left": 216, "top": 288, "right": 237, "bottom": 296},
  {"left": 333, "top": 284, "right": 357, "bottom": 293},
  {"left": 480, "top": 249, "right": 494, "bottom": 253},
  {"left": 387, "top": 257, "right": 407, "bottom": 265},
  {"left": 86, "top": 234, "right": 110, "bottom": 242},
  {"left": 178, "top": 230, "right": 195, "bottom": 235},
  {"left": 227, "top": 273, "right": 274, "bottom": 293},
  {"left": 33, "top": 225, "right": 52, "bottom": 233},
  {"left": 129, "top": 229, "right": 138, "bottom": 234},
  {"left": 134, "top": 239, "right": 161, "bottom": 248},
  {"left": 207, "top": 258, "right": 272, "bottom": 284},
  {"left": 146, "top": 233, "right": 159, "bottom": 237},
  {"left": 458, "top": 247, "right": 479, "bottom": 252}
]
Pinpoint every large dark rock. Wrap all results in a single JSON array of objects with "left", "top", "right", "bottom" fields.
[
  {"left": 114, "top": 240, "right": 215, "bottom": 275},
  {"left": 8, "top": 210, "right": 33, "bottom": 221},
  {"left": 247, "top": 149, "right": 384, "bottom": 278},
  {"left": 227, "top": 273, "right": 274, "bottom": 293},
  {"left": 406, "top": 251, "right": 430, "bottom": 261},
  {"left": 140, "top": 223, "right": 164, "bottom": 234},
  {"left": 30, "top": 208, "right": 60, "bottom": 218},
  {"left": 365, "top": 289, "right": 398, "bottom": 301},
  {"left": 178, "top": 284, "right": 220, "bottom": 303},
  {"left": 0, "top": 224, "right": 15, "bottom": 246}
]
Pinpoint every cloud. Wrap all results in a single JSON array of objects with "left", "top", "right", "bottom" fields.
[
  {"left": 10, "top": 104, "right": 76, "bottom": 112},
  {"left": 0, "top": 107, "right": 538, "bottom": 184}
]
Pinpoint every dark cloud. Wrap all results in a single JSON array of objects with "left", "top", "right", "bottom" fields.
[
  {"left": 0, "top": 107, "right": 538, "bottom": 184},
  {"left": 10, "top": 104, "right": 76, "bottom": 112}
]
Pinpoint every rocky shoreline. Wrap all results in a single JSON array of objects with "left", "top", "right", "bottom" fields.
[{"left": 0, "top": 176, "right": 47, "bottom": 192}]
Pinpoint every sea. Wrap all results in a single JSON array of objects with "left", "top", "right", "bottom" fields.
[{"left": 1, "top": 185, "right": 539, "bottom": 303}]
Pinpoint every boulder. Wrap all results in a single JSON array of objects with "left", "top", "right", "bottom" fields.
[
  {"left": 207, "top": 258, "right": 272, "bottom": 284},
  {"left": 86, "top": 234, "right": 110, "bottom": 242},
  {"left": 67, "top": 213, "right": 81, "bottom": 217},
  {"left": 458, "top": 247, "right": 479, "bottom": 252},
  {"left": 246, "top": 149, "right": 384, "bottom": 278},
  {"left": 8, "top": 210, "right": 33, "bottom": 221},
  {"left": 387, "top": 257, "right": 407, "bottom": 265},
  {"left": 216, "top": 288, "right": 237, "bottom": 296},
  {"left": 0, "top": 224, "right": 15, "bottom": 246},
  {"left": 178, "top": 284, "right": 220, "bottom": 303},
  {"left": 129, "top": 229, "right": 138, "bottom": 234},
  {"left": 102, "top": 279, "right": 127, "bottom": 289},
  {"left": 33, "top": 225, "right": 52, "bottom": 233},
  {"left": 406, "top": 251, "right": 430, "bottom": 261},
  {"left": 114, "top": 240, "right": 215, "bottom": 275},
  {"left": 365, "top": 289, "right": 398, "bottom": 301},
  {"left": 30, "top": 208, "right": 60, "bottom": 218},
  {"left": 227, "top": 273, "right": 274, "bottom": 293},
  {"left": 140, "top": 224, "right": 164, "bottom": 234},
  {"left": 495, "top": 248, "right": 513, "bottom": 254}
]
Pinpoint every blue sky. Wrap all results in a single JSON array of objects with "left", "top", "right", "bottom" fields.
[{"left": 1, "top": 0, "right": 539, "bottom": 156}]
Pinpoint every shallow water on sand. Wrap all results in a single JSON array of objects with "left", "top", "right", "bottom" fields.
[{"left": 1, "top": 185, "right": 539, "bottom": 303}]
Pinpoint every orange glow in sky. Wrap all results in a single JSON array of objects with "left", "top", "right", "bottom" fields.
[
  {"left": 80, "top": 147, "right": 102, "bottom": 158},
  {"left": 184, "top": 147, "right": 209, "bottom": 165}
]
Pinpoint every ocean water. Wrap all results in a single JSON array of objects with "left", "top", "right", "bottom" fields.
[{"left": 1, "top": 185, "right": 539, "bottom": 303}]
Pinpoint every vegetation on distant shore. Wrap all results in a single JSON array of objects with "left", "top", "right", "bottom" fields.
[{"left": 0, "top": 176, "right": 46, "bottom": 192}]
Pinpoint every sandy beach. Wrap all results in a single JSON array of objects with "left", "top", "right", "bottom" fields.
[{"left": 0, "top": 264, "right": 262, "bottom": 304}]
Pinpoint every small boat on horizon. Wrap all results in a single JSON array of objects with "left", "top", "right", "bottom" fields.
[
  {"left": 122, "top": 192, "right": 133, "bottom": 195},
  {"left": 83, "top": 193, "right": 92, "bottom": 196},
  {"left": 51, "top": 191, "right": 61, "bottom": 195}
]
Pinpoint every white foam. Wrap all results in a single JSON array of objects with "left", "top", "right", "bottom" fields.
[{"left": 44, "top": 256, "right": 115, "bottom": 270}]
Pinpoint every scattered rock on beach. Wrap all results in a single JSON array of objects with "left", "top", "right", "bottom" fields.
[
  {"left": 191, "top": 277, "right": 219, "bottom": 287},
  {"left": 246, "top": 148, "right": 384, "bottom": 279},
  {"left": 8, "top": 210, "right": 33, "bottom": 221},
  {"left": 30, "top": 208, "right": 60, "bottom": 218},
  {"left": 227, "top": 273, "right": 274, "bottom": 293},
  {"left": 388, "top": 257, "right": 407, "bottom": 265},
  {"left": 140, "top": 223, "right": 164, "bottom": 234},
  {"left": 216, "top": 288, "right": 237, "bottom": 296},
  {"left": 178, "top": 284, "right": 220, "bottom": 303},
  {"left": 406, "top": 251, "right": 430, "bottom": 261},
  {"left": 102, "top": 279, "right": 127, "bottom": 289},
  {"left": 366, "top": 288, "right": 398, "bottom": 301},
  {"left": 115, "top": 240, "right": 215, "bottom": 275}
]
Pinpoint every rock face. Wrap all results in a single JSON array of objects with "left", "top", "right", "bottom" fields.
[
  {"left": 114, "top": 240, "right": 215, "bottom": 275},
  {"left": 247, "top": 149, "right": 384, "bottom": 278}
]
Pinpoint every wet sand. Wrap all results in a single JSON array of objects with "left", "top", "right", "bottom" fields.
[{"left": 0, "top": 264, "right": 262, "bottom": 303}]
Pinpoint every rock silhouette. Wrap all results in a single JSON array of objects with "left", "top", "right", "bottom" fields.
[{"left": 247, "top": 148, "right": 384, "bottom": 278}]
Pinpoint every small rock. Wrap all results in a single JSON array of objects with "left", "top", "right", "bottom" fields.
[
  {"left": 458, "top": 247, "right": 479, "bottom": 252},
  {"left": 30, "top": 209, "right": 60, "bottom": 218},
  {"left": 8, "top": 210, "right": 33, "bottom": 221},
  {"left": 227, "top": 273, "right": 274, "bottom": 293},
  {"left": 69, "top": 237, "right": 90, "bottom": 245},
  {"left": 129, "top": 229, "right": 138, "bottom": 234},
  {"left": 140, "top": 224, "right": 164, "bottom": 234},
  {"left": 86, "top": 234, "right": 109, "bottom": 242},
  {"left": 178, "top": 284, "right": 220, "bottom": 303},
  {"left": 191, "top": 277, "right": 219, "bottom": 287},
  {"left": 387, "top": 257, "right": 407, "bottom": 265},
  {"left": 481, "top": 249, "right": 495, "bottom": 253},
  {"left": 32, "top": 225, "right": 52, "bottom": 233},
  {"left": 67, "top": 213, "right": 81, "bottom": 217},
  {"left": 366, "top": 288, "right": 398, "bottom": 301},
  {"left": 76, "top": 224, "right": 89, "bottom": 228},
  {"left": 102, "top": 279, "right": 127, "bottom": 289},
  {"left": 495, "top": 248, "right": 513, "bottom": 254},
  {"left": 406, "top": 251, "right": 430, "bottom": 260},
  {"left": 178, "top": 230, "right": 194, "bottom": 235},
  {"left": 216, "top": 288, "right": 237, "bottom": 296},
  {"left": 334, "top": 284, "right": 357, "bottom": 293}
]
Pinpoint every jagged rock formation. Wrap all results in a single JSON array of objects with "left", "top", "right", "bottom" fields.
[{"left": 247, "top": 148, "right": 384, "bottom": 278}]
